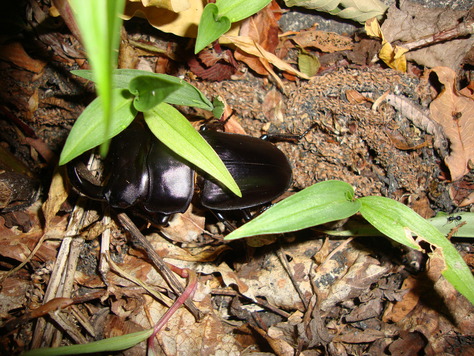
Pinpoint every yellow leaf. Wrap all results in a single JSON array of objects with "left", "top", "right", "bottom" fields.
[
  {"left": 365, "top": 17, "right": 407, "bottom": 72},
  {"left": 128, "top": 0, "right": 190, "bottom": 13},
  {"left": 365, "top": 17, "right": 384, "bottom": 41},
  {"left": 124, "top": 0, "right": 239, "bottom": 39},
  {"left": 223, "top": 35, "right": 310, "bottom": 79}
]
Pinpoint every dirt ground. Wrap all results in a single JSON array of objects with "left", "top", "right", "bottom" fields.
[{"left": 0, "top": 0, "right": 473, "bottom": 355}]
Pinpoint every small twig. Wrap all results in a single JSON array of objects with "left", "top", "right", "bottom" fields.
[
  {"left": 316, "top": 237, "right": 354, "bottom": 273},
  {"left": 401, "top": 18, "right": 474, "bottom": 52},
  {"left": 211, "top": 288, "right": 291, "bottom": 319},
  {"left": 116, "top": 212, "right": 203, "bottom": 321},
  {"left": 105, "top": 253, "right": 172, "bottom": 307},
  {"left": 276, "top": 246, "right": 309, "bottom": 310}
]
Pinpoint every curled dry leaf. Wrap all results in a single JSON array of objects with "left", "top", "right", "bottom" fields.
[
  {"left": 123, "top": 0, "right": 240, "bottom": 38},
  {"left": 429, "top": 67, "right": 474, "bottom": 181},
  {"left": 381, "top": 1, "right": 474, "bottom": 70},
  {"left": 128, "top": 0, "right": 190, "bottom": 13},
  {"left": 223, "top": 35, "right": 310, "bottom": 79},
  {"left": 188, "top": 47, "right": 239, "bottom": 81},
  {"left": 234, "top": 1, "right": 281, "bottom": 76},
  {"left": 284, "top": 28, "right": 354, "bottom": 53}
]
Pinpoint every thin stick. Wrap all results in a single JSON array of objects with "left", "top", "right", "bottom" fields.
[{"left": 116, "top": 212, "right": 202, "bottom": 321}]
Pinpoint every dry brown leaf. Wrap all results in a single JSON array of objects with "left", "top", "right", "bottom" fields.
[
  {"left": 42, "top": 168, "right": 68, "bottom": 228},
  {"left": 235, "top": 1, "right": 281, "bottom": 76},
  {"left": 319, "top": 255, "right": 390, "bottom": 312},
  {"left": 128, "top": 0, "right": 190, "bottom": 13},
  {"left": 285, "top": 28, "right": 353, "bottom": 53},
  {"left": 381, "top": 1, "right": 474, "bottom": 70},
  {"left": 224, "top": 35, "right": 310, "bottom": 79},
  {"left": 459, "top": 191, "right": 474, "bottom": 207},
  {"left": 160, "top": 205, "right": 206, "bottom": 243},
  {"left": 346, "top": 89, "right": 372, "bottom": 104},
  {"left": 382, "top": 276, "right": 418, "bottom": 323},
  {"left": 429, "top": 66, "right": 474, "bottom": 181}
]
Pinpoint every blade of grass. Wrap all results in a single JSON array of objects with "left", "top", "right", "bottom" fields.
[
  {"left": 69, "top": 0, "right": 125, "bottom": 156},
  {"left": 144, "top": 103, "right": 241, "bottom": 197}
]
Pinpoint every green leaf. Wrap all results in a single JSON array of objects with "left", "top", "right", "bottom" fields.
[
  {"left": 195, "top": 3, "right": 231, "bottom": 54},
  {"left": 72, "top": 69, "right": 214, "bottom": 111},
  {"left": 225, "top": 180, "right": 361, "bottom": 240},
  {"left": 215, "top": 0, "right": 271, "bottom": 22},
  {"left": 22, "top": 328, "right": 153, "bottom": 356},
  {"left": 59, "top": 89, "right": 137, "bottom": 165},
  {"left": 428, "top": 212, "right": 474, "bottom": 237},
  {"left": 359, "top": 196, "right": 474, "bottom": 304},
  {"left": 212, "top": 96, "right": 226, "bottom": 119},
  {"left": 128, "top": 75, "right": 183, "bottom": 112},
  {"left": 144, "top": 103, "right": 241, "bottom": 197},
  {"left": 69, "top": 0, "right": 126, "bottom": 156},
  {"left": 298, "top": 52, "right": 320, "bottom": 77}
]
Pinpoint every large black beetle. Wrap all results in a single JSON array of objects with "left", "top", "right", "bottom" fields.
[{"left": 68, "top": 120, "right": 292, "bottom": 225}]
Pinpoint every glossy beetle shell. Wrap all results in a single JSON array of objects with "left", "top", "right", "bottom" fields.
[
  {"left": 68, "top": 120, "right": 292, "bottom": 224},
  {"left": 199, "top": 130, "right": 292, "bottom": 210}
]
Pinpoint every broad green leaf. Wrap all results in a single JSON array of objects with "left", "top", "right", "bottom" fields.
[
  {"left": 129, "top": 75, "right": 183, "bottom": 112},
  {"left": 23, "top": 328, "right": 153, "bottom": 356},
  {"left": 359, "top": 196, "right": 474, "bottom": 304},
  {"left": 429, "top": 212, "right": 474, "bottom": 237},
  {"left": 59, "top": 89, "right": 137, "bottom": 165},
  {"left": 71, "top": 69, "right": 214, "bottom": 111},
  {"left": 225, "top": 180, "right": 361, "bottom": 240},
  {"left": 212, "top": 96, "right": 226, "bottom": 119},
  {"left": 283, "top": 0, "right": 387, "bottom": 23},
  {"left": 195, "top": 3, "right": 231, "bottom": 54},
  {"left": 69, "top": 0, "right": 126, "bottom": 156},
  {"left": 298, "top": 52, "right": 320, "bottom": 77},
  {"left": 215, "top": 0, "right": 271, "bottom": 22},
  {"left": 144, "top": 103, "right": 241, "bottom": 197}
]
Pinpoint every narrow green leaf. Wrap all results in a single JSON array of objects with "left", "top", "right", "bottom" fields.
[
  {"left": 23, "top": 328, "right": 153, "bottom": 356},
  {"left": 71, "top": 69, "right": 214, "bottom": 111},
  {"left": 69, "top": 0, "right": 126, "bottom": 156},
  {"left": 59, "top": 89, "right": 137, "bottom": 165},
  {"left": 144, "top": 103, "right": 241, "bottom": 197},
  {"left": 225, "top": 180, "right": 361, "bottom": 240},
  {"left": 215, "top": 0, "right": 271, "bottom": 22},
  {"left": 359, "top": 196, "right": 474, "bottom": 304},
  {"left": 195, "top": 3, "right": 231, "bottom": 54},
  {"left": 128, "top": 75, "right": 183, "bottom": 112},
  {"left": 358, "top": 197, "right": 421, "bottom": 250}
]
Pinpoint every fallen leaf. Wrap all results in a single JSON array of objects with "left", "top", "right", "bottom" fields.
[
  {"left": 224, "top": 35, "right": 310, "bottom": 79},
  {"left": 128, "top": 0, "right": 190, "bottom": 13},
  {"left": 123, "top": 0, "right": 240, "bottom": 39},
  {"left": 429, "top": 66, "right": 474, "bottom": 181},
  {"left": 346, "top": 89, "right": 372, "bottom": 104},
  {"left": 285, "top": 28, "right": 353, "bottom": 53},
  {"left": 365, "top": 18, "right": 407, "bottom": 72},
  {"left": 381, "top": 1, "right": 474, "bottom": 70},
  {"left": 188, "top": 46, "right": 238, "bottom": 81},
  {"left": 234, "top": 1, "right": 281, "bottom": 76},
  {"left": 0, "top": 42, "right": 46, "bottom": 73},
  {"left": 387, "top": 331, "right": 426, "bottom": 356}
]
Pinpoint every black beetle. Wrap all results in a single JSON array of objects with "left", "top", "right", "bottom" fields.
[{"left": 68, "top": 120, "right": 292, "bottom": 225}]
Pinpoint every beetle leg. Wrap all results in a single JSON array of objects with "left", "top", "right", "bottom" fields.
[
  {"left": 260, "top": 122, "right": 317, "bottom": 142},
  {"left": 67, "top": 160, "right": 106, "bottom": 201},
  {"left": 211, "top": 210, "right": 237, "bottom": 232}
]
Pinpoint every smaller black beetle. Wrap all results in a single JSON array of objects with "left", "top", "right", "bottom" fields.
[{"left": 68, "top": 120, "right": 292, "bottom": 225}]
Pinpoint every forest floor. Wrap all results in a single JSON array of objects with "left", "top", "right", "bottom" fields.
[{"left": 0, "top": 0, "right": 473, "bottom": 355}]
